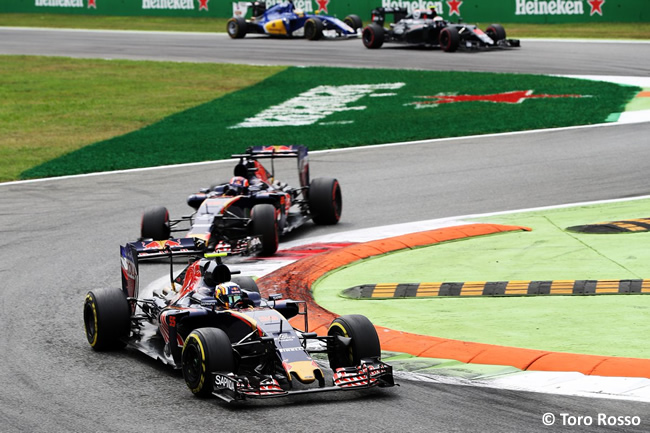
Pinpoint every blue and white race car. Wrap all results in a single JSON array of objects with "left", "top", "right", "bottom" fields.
[{"left": 227, "top": 1, "right": 362, "bottom": 40}]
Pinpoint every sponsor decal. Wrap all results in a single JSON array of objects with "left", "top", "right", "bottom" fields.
[
  {"left": 315, "top": 0, "right": 329, "bottom": 13},
  {"left": 142, "top": 0, "right": 208, "bottom": 11},
  {"left": 35, "top": 0, "right": 83, "bottom": 7},
  {"left": 588, "top": 0, "right": 605, "bottom": 16},
  {"left": 408, "top": 90, "right": 590, "bottom": 108},
  {"left": 214, "top": 374, "right": 236, "bottom": 391},
  {"left": 88, "top": 0, "right": 96, "bottom": 8},
  {"left": 446, "top": 0, "right": 462, "bottom": 16},
  {"left": 515, "top": 0, "right": 585, "bottom": 16},
  {"left": 381, "top": 1, "right": 443, "bottom": 14},
  {"left": 230, "top": 83, "right": 405, "bottom": 128}
]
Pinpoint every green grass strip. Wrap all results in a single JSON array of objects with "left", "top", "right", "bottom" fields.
[
  {"left": 21, "top": 66, "right": 638, "bottom": 179},
  {"left": 313, "top": 198, "right": 650, "bottom": 358},
  {"left": 0, "top": 55, "right": 285, "bottom": 182}
]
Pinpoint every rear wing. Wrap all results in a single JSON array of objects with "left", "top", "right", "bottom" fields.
[
  {"left": 121, "top": 238, "right": 203, "bottom": 301},
  {"left": 370, "top": 7, "right": 407, "bottom": 26},
  {"left": 232, "top": 145, "right": 310, "bottom": 190}
]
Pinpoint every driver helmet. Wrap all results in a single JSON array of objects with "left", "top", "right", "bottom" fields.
[
  {"left": 215, "top": 282, "right": 243, "bottom": 309},
  {"left": 225, "top": 176, "right": 249, "bottom": 196}
]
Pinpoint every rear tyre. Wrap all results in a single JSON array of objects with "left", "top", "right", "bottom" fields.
[
  {"left": 182, "top": 328, "right": 235, "bottom": 397},
  {"left": 304, "top": 17, "right": 324, "bottom": 40},
  {"left": 83, "top": 288, "right": 130, "bottom": 351},
  {"left": 362, "top": 23, "right": 384, "bottom": 49},
  {"left": 327, "top": 315, "right": 381, "bottom": 370},
  {"left": 141, "top": 205, "right": 170, "bottom": 240},
  {"left": 227, "top": 17, "right": 248, "bottom": 39},
  {"left": 343, "top": 14, "right": 363, "bottom": 31},
  {"left": 485, "top": 23, "right": 506, "bottom": 42},
  {"left": 251, "top": 203, "right": 279, "bottom": 256},
  {"left": 439, "top": 26, "right": 460, "bottom": 52},
  {"left": 309, "top": 177, "right": 342, "bottom": 225}
]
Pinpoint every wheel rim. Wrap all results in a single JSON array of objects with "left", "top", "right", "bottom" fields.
[
  {"left": 363, "top": 28, "right": 373, "bottom": 46},
  {"left": 227, "top": 21, "right": 237, "bottom": 36},
  {"left": 83, "top": 301, "right": 97, "bottom": 344},
  {"left": 440, "top": 30, "right": 449, "bottom": 49},
  {"left": 183, "top": 344, "right": 202, "bottom": 385}
]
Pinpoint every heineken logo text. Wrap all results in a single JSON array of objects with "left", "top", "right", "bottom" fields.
[{"left": 230, "top": 83, "right": 405, "bottom": 128}]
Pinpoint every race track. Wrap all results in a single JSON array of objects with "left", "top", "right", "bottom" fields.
[{"left": 1, "top": 28, "right": 650, "bottom": 432}]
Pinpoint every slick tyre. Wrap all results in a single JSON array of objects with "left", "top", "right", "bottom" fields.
[
  {"left": 362, "top": 23, "right": 384, "bottom": 49},
  {"left": 251, "top": 203, "right": 279, "bottom": 256},
  {"left": 327, "top": 314, "right": 381, "bottom": 370},
  {"left": 304, "top": 17, "right": 324, "bottom": 40},
  {"left": 343, "top": 14, "right": 363, "bottom": 31},
  {"left": 182, "top": 328, "right": 235, "bottom": 398},
  {"left": 227, "top": 17, "right": 248, "bottom": 39},
  {"left": 141, "top": 205, "right": 170, "bottom": 240},
  {"left": 83, "top": 288, "right": 130, "bottom": 351},
  {"left": 309, "top": 177, "right": 342, "bottom": 225},
  {"left": 439, "top": 26, "right": 460, "bottom": 52},
  {"left": 486, "top": 23, "right": 506, "bottom": 42}
]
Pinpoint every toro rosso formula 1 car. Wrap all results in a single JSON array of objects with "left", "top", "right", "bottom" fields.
[
  {"left": 362, "top": 7, "right": 520, "bottom": 52},
  {"left": 83, "top": 245, "right": 395, "bottom": 402},
  {"left": 137, "top": 145, "right": 342, "bottom": 257},
  {"left": 227, "top": 1, "right": 362, "bottom": 40}
]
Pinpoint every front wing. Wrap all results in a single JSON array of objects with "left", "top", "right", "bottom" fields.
[{"left": 211, "top": 360, "right": 395, "bottom": 402}]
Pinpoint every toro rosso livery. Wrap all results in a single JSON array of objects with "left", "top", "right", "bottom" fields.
[
  {"left": 138, "top": 145, "right": 342, "bottom": 257},
  {"left": 227, "top": 1, "right": 362, "bottom": 40},
  {"left": 362, "top": 7, "right": 520, "bottom": 52},
  {"left": 83, "top": 244, "right": 395, "bottom": 402}
]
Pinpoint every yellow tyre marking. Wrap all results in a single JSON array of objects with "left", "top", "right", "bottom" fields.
[
  {"left": 85, "top": 294, "right": 99, "bottom": 347},
  {"left": 185, "top": 333, "right": 207, "bottom": 394}
]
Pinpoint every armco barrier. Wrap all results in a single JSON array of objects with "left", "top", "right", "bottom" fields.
[{"left": 2, "top": 0, "right": 647, "bottom": 23}]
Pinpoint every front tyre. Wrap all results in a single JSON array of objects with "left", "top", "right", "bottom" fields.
[
  {"left": 362, "top": 23, "right": 384, "bottom": 49},
  {"left": 182, "top": 328, "right": 235, "bottom": 398},
  {"left": 304, "top": 17, "right": 324, "bottom": 40},
  {"left": 343, "top": 14, "right": 363, "bottom": 31},
  {"left": 309, "top": 177, "right": 342, "bottom": 225},
  {"left": 251, "top": 203, "right": 279, "bottom": 256},
  {"left": 485, "top": 23, "right": 506, "bottom": 43},
  {"left": 328, "top": 314, "right": 381, "bottom": 370},
  {"left": 83, "top": 288, "right": 130, "bottom": 351},
  {"left": 141, "top": 205, "right": 170, "bottom": 240},
  {"left": 227, "top": 17, "right": 248, "bottom": 39},
  {"left": 439, "top": 26, "right": 460, "bottom": 52}
]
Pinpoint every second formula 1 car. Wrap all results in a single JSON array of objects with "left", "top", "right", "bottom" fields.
[
  {"left": 137, "top": 145, "right": 342, "bottom": 257},
  {"left": 83, "top": 245, "right": 395, "bottom": 402},
  {"left": 227, "top": 1, "right": 362, "bottom": 40},
  {"left": 362, "top": 7, "right": 520, "bottom": 52}
]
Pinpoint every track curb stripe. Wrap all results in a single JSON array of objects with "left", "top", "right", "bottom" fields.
[
  {"left": 256, "top": 223, "right": 650, "bottom": 379},
  {"left": 342, "top": 279, "right": 650, "bottom": 298}
]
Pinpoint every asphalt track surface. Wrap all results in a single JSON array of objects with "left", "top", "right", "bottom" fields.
[{"left": 2, "top": 28, "right": 650, "bottom": 432}]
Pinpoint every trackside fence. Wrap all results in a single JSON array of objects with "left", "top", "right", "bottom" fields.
[{"left": 2, "top": 0, "right": 647, "bottom": 23}]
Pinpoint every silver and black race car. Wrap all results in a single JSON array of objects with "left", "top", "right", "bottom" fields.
[
  {"left": 83, "top": 244, "right": 395, "bottom": 402},
  {"left": 362, "top": 7, "right": 520, "bottom": 52},
  {"left": 137, "top": 145, "right": 342, "bottom": 257}
]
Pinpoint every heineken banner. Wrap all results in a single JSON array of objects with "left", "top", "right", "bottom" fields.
[{"left": 2, "top": 0, "right": 647, "bottom": 23}]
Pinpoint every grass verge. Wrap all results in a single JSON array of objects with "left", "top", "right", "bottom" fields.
[
  {"left": 313, "top": 198, "right": 650, "bottom": 358},
  {"left": 19, "top": 66, "right": 637, "bottom": 180},
  {"left": 0, "top": 56, "right": 285, "bottom": 182}
]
